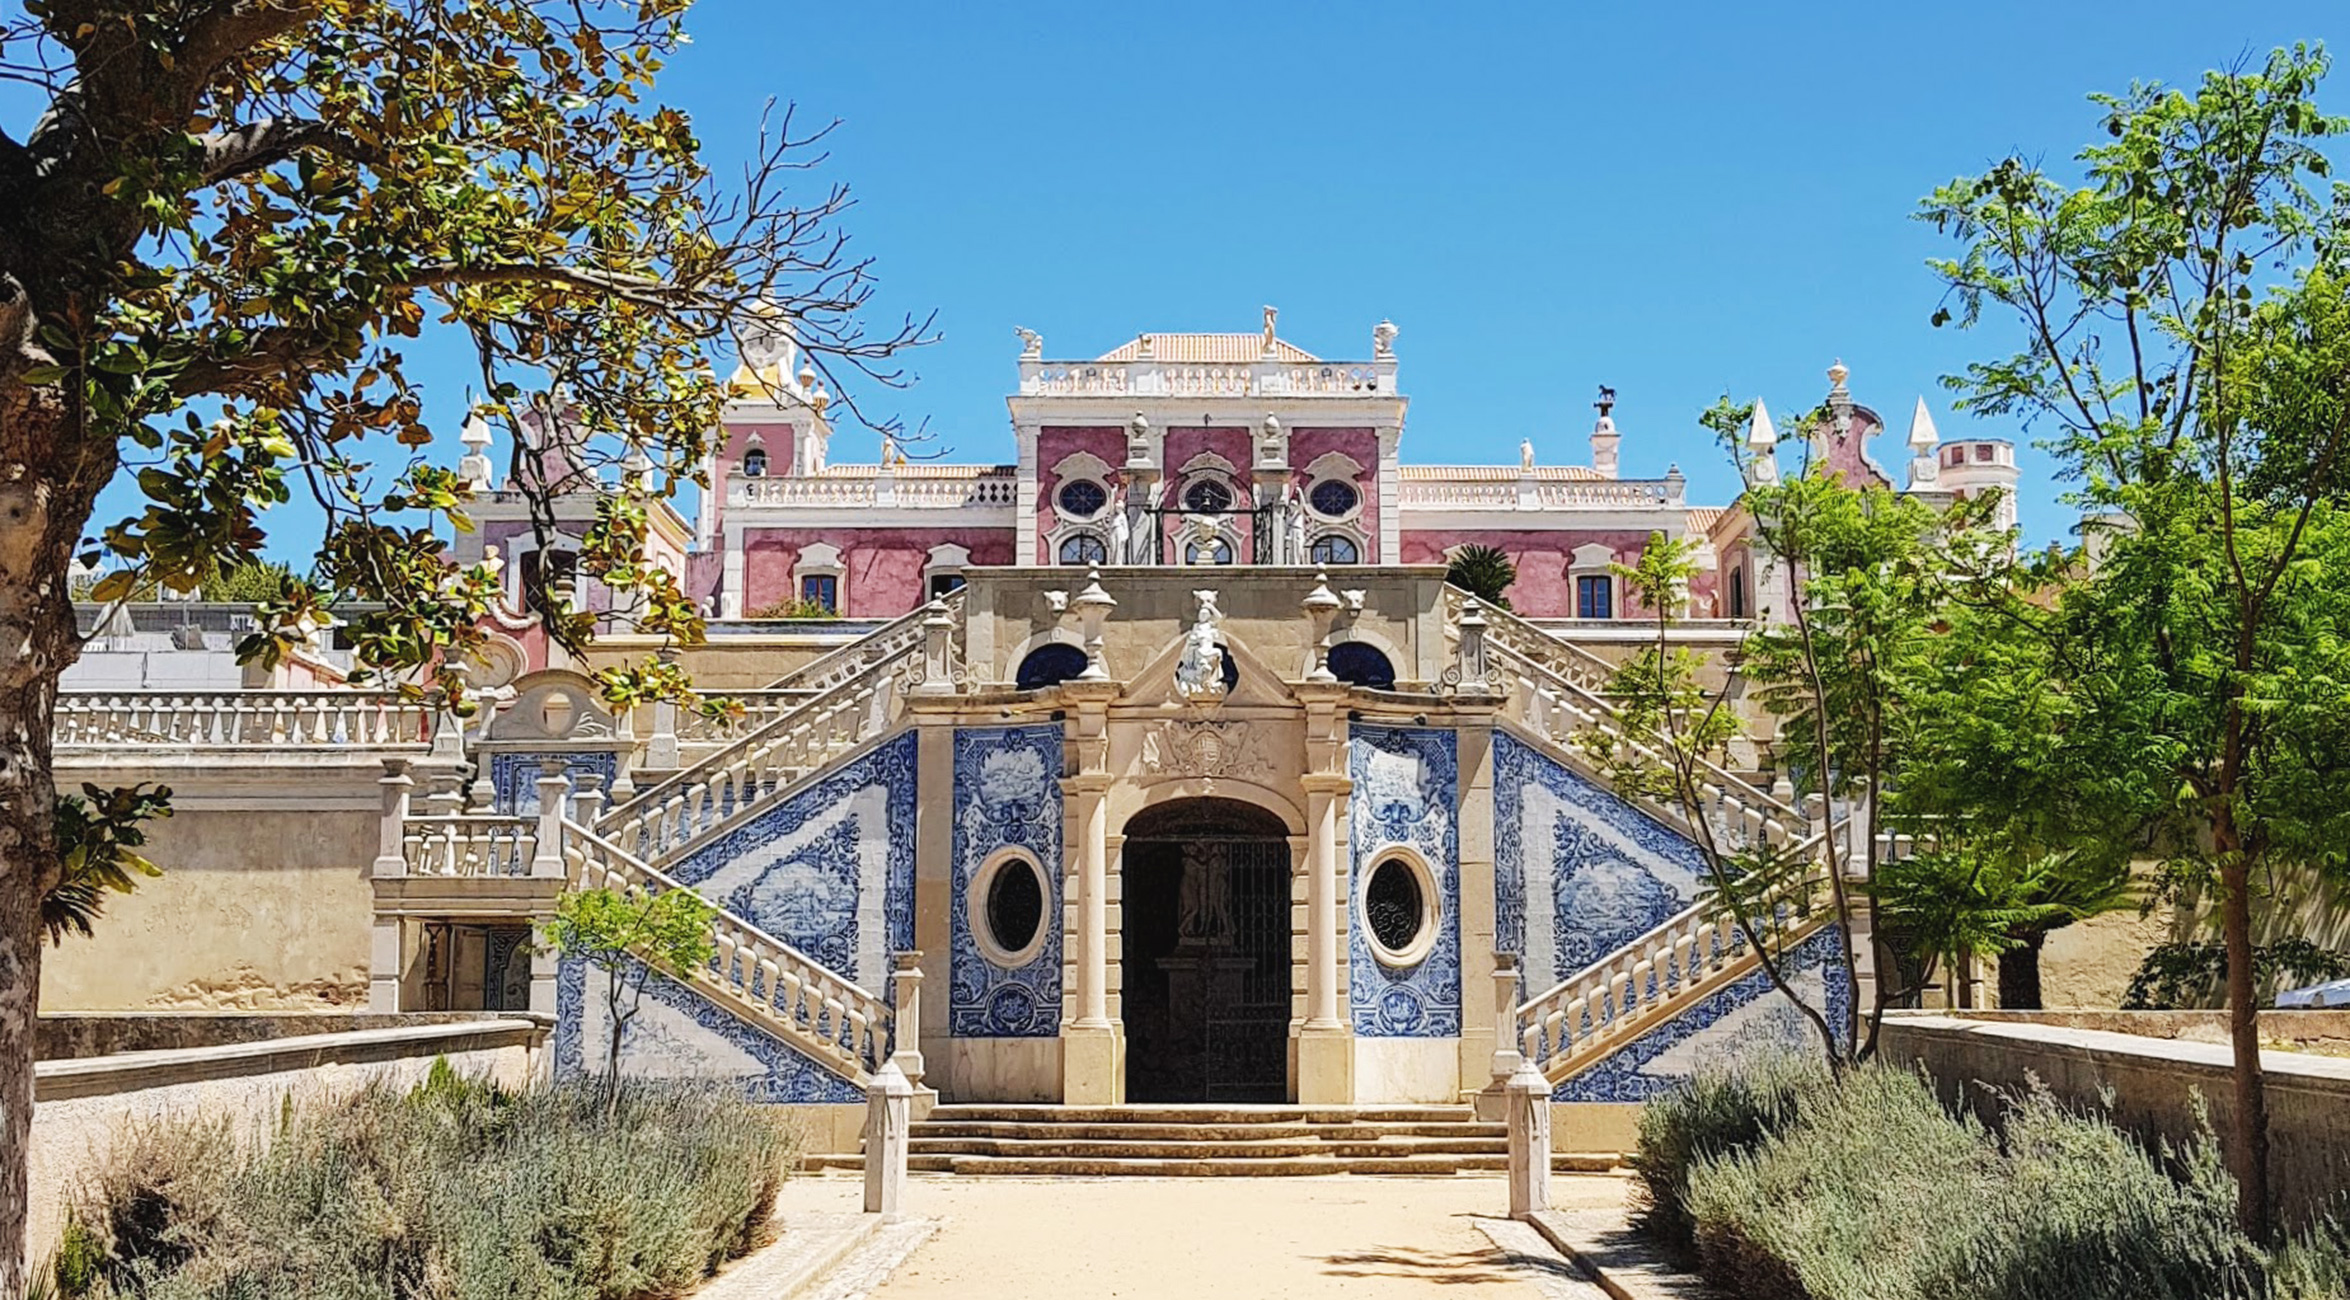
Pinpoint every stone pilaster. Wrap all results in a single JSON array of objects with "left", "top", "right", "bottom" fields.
[
  {"left": 1295, "top": 681, "right": 1353, "bottom": 1104},
  {"left": 1060, "top": 680, "right": 1122, "bottom": 1104}
]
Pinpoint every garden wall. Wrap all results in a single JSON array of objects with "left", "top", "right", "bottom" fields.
[
  {"left": 27, "top": 1017, "right": 548, "bottom": 1258},
  {"left": 1879, "top": 1013, "right": 2350, "bottom": 1226}
]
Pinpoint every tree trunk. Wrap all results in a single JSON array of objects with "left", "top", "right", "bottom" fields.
[
  {"left": 0, "top": 350, "right": 91, "bottom": 1296},
  {"left": 2220, "top": 848, "right": 2273, "bottom": 1242},
  {"left": 1997, "top": 931, "right": 2046, "bottom": 1010}
]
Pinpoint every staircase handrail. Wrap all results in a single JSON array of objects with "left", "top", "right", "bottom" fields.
[
  {"left": 764, "top": 588, "right": 963, "bottom": 692},
  {"left": 1445, "top": 587, "right": 1801, "bottom": 831},
  {"left": 561, "top": 818, "right": 891, "bottom": 1081},
  {"left": 597, "top": 638, "right": 922, "bottom": 861},
  {"left": 1513, "top": 824, "right": 1924, "bottom": 1082}
]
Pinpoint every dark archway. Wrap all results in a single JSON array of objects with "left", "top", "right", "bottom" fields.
[
  {"left": 1014, "top": 642, "right": 1089, "bottom": 691},
  {"left": 1120, "top": 798, "right": 1293, "bottom": 1103},
  {"left": 1327, "top": 640, "right": 1396, "bottom": 690}
]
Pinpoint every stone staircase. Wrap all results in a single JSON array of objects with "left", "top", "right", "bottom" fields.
[
  {"left": 805, "top": 1104, "right": 1624, "bottom": 1176},
  {"left": 1449, "top": 591, "right": 1854, "bottom": 1090}
]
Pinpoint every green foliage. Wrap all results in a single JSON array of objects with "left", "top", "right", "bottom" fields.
[
  {"left": 1673, "top": 1063, "right": 2272, "bottom": 1300},
  {"left": 745, "top": 597, "right": 843, "bottom": 620},
  {"left": 48, "top": 1221, "right": 103, "bottom": 1300},
  {"left": 540, "top": 885, "right": 719, "bottom": 1084},
  {"left": 43, "top": 785, "right": 170, "bottom": 947},
  {"left": 196, "top": 561, "right": 294, "bottom": 605},
  {"left": 1443, "top": 544, "right": 1516, "bottom": 609},
  {"left": 1876, "top": 846, "right": 2135, "bottom": 994},
  {"left": 1629, "top": 1050, "right": 1829, "bottom": 1259},
  {"left": 65, "top": 1075, "right": 792, "bottom": 1299},
  {"left": 2124, "top": 939, "right": 2350, "bottom": 1010}
]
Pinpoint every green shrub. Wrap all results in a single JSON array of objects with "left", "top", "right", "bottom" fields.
[
  {"left": 67, "top": 1070, "right": 794, "bottom": 1300},
  {"left": 1671, "top": 1062, "right": 2286, "bottom": 1300},
  {"left": 1629, "top": 1049, "right": 1829, "bottom": 1257}
]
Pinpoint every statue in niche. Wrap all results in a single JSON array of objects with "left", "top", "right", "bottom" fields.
[
  {"left": 1176, "top": 841, "right": 1232, "bottom": 943},
  {"left": 1173, "top": 590, "right": 1227, "bottom": 701}
]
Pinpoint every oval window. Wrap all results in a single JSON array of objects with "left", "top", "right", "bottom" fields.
[
  {"left": 982, "top": 856, "right": 1046, "bottom": 964},
  {"left": 1309, "top": 478, "right": 1358, "bottom": 518},
  {"left": 1057, "top": 478, "right": 1108, "bottom": 520},
  {"left": 1364, "top": 856, "right": 1429, "bottom": 964}
]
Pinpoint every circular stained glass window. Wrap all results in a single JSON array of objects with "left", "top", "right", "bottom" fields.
[
  {"left": 1184, "top": 479, "right": 1233, "bottom": 514},
  {"left": 1057, "top": 478, "right": 1108, "bottom": 519},
  {"left": 1310, "top": 478, "right": 1359, "bottom": 518},
  {"left": 1364, "top": 857, "right": 1427, "bottom": 960},
  {"left": 985, "top": 858, "right": 1046, "bottom": 962}
]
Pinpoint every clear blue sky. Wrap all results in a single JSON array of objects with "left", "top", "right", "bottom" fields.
[{"left": 33, "top": 1, "right": 2350, "bottom": 553}]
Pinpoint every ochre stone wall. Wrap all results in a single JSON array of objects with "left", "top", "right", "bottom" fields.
[{"left": 39, "top": 803, "right": 376, "bottom": 1012}]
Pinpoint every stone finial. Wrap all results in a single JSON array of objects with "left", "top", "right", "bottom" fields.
[
  {"left": 1015, "top": 325, "right": 1043, "bottom": 359},
  {"left": 1664, "top": 463, "right": 1686, "bottom": 506},
  {"left": 1906, "top": 396, "right": 1943, "bottom": 491},
  {"left": 1258, "top": 413, "right": 1284, "bottom": 467},
  {"left": 1072, "top": 569, "right": 1116, "bottom": 682},
  {"left": 1591, "top": 386, "right": 1621, "bottom": 481},
  {"left": 1372, "top": 319, "right": 1398, "bottom": 357},
  {"left": 1302, "top": 569, "right": 1341, "bottom": 683},
  {"left": 1127, "top": 412, "right": 1154, "bottom": 468},
  {"left": 1827, "top": 357, "right": 1850, "bottom": 389},
  {"left": 1136, "top": 333, "right": 1155, "bottom": 360},
  {"left": 1745, "top": 397, "right": 1781, "bottom": 488}
]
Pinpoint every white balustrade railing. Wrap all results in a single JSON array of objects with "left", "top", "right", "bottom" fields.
[
  {"left": 767, "top": 588, "right": 960, "bottom": 692},
  {"left": 1514, "top": 836, "right": 1833, "bottom": 1079},
  {"left": 602, "top": 639, "right": 923, "bottom": 861},
  {"left": 678, "top": 689, "right": 817, "bottom": 745},
  {"left": 1016, "top": 358, "right": 1392, "bottom": 399},
  {"left": 1513, "top": 826, "right": 1919, "bottom": 1082},
  {"left": 729, "top": 472, "right": 1018, "bottom": 511},
  {"left": 1449, "top": 589, "right": 1804, "bottom": 851},
  {"left": 1399, "top": 477, "right": 1680, "bottom": 512},
  {"left": 55, "top": 691, "right": 434, "bottom": 749},
  {"left": 400, "top": 814, "right": 537, "bottom": 878},
  {"left": 562, "top": 821, "right": 891, "bottom": 1080}
]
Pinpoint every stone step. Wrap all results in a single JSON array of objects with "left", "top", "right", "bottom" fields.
[
  {"left": 919, "top": 1104, "right": 1477, "bottom": 1125},
  {"left": 913, "top": 1120, "right": 1504, "bottom": 1142},
  {"left": 903, "top": 1153, "right": 1513, "bottom": 1176},
  {"left": 799, "top": 1150, "right": 1625, "bottom": 1174},
  {"left": 906, "top": 1136, "right": 1507, "bottom": 1159}
]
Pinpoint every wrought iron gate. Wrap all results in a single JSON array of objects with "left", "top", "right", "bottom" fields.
[{"left": 1122, "top": 823, "right": 1293, "bottom": 1104}]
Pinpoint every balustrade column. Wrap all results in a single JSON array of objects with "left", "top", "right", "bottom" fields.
[
  {"left": 891, "top": 951, "right": 926, "bottom": 1086},
  {"left": 1489, "top": 952, "right": 1523, "bottom": 1087},
  {"left": 530, "top": 760, "right": 571, "bottom": 879}
]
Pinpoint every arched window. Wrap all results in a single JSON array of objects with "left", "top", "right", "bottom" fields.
[
  {"left": 1058, "top": 533, "right": 1108, "bottom": 566},
  {"left": 1309, "top": 534, "right": 1360, "bottom": 565},
  {"left": 741, "top": 446, "right": 768, "bottom": 478},
  {"left": 1326, "top": 641, "right": 1395, "bottom": 690},
  {"left": 1015, "top": 643, "right": 1090, "bottom": 690},
  {"left": 1056, "top": 478, "right": 1109, "bottom": 520},
  {"left": 1728, "top": 565, "right": 1747, "bottom": 619},
  {"left": 1183, "top": 478, "right": 1233, "bottom": 514},
  {"left": 1184, "top": 536, "right": 1234, "bottom": 566}
]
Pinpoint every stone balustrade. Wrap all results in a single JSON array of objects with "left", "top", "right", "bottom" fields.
[
  {"left": 561, "top": 819, "right": 894, "bottom": 1081},
  {"left": 1016, "top": 356, "right": 1393, "bottom": 399},
  {"left": 676, "top": 689, "right": 818, "bottom": 745},
  {"left": 727, "top": 470, "right": 1019, "bottom": 510},
  {"left": 55, "top": 691, "right": 434, "bottom": 749},
  {"left": 605, "top": 628, "right": 933, "bottom": 861},
  {"left": 1400, "top": 475, "right": 1681, "bottom": 512},
  {"left": 400, "top": 813, "right": 538, "bottom": 878}
]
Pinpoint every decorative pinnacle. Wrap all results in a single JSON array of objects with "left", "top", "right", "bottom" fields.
[{"left": 1827, "top": 358, "right": 1850, "bottom": 388}]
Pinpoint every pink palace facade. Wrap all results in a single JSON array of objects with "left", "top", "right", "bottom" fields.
[{"left": 452, "top": 313, "right": 2020, "bottom": 629}]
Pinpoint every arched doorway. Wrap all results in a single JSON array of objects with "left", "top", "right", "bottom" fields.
[{"left": 1121, "top": 798, "right": 1292, "bottom": 1103}]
